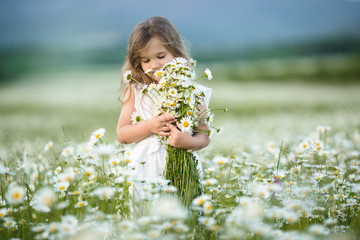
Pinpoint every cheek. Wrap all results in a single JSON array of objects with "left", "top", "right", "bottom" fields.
[{"left": 141, "top": 62, "right": 149, "bottom": 72}]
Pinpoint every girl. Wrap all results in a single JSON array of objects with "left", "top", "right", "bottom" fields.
[{"left": 116, "top": 16, "right": 211, "bottom": 182}]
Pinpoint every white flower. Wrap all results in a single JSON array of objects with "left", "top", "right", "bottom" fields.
[
  {"left": 54, "top": 166, "right": 61, "bottom": 175},
  {"left": 89, "top": 128, "right": 105, "bottom": 146},
  {"left": 313, "top": 172, "right": 324, "bottom": 181},
  {"left": 54, "top": 181, "right": 70, "bottom": 192},
  {"left": 6, "top": 185, "right": 26, "bottom": 205},
  {"left": 34, "top": 187, "right": 57, "bottom": 209},
  {"left": 93, "top": 186, "right": 115, "bottom": 200},
  {"left": 308, "top": 224, "right": 329, "bottom": 235},
  {"left": 179, "top": 117, "right": 193, "bottom": 133},
  {"left": 44, "top": 141, "right": 53, "bottom": 151},
  {"left": 168, "top": 87, "right": 178, "bottom": 97},
  {"left": 274, "top": 170, "right": 286, "bottom": 179},
  {"left": 61, "top": 146, "right": 74, "bottom": 157},
  {"left": 151, "top": 196, "right": 188, "bottom": 219},
  {"left": 204, "top": 68, "right": 212, "bottom": 80},
  {"left": 60, "top": 215, "right": 78, "bottom": 235},
  {"left": 202, "top": 178, "right": 218, "bottom": 186},
  {"left": 0, "top": 208, "right": 8, "bottom": 218},
  {"left": 192, "top": 195, "right": 210, "bottom": 206},
  {"left": 75, "top": 200, "right": 88, "bottom": 208},
  {"left": 131, "top": 111, "right": 142, "bottom": 125},
  {"left": 123, "top": 70, "right": 132, "bottom": 83}
]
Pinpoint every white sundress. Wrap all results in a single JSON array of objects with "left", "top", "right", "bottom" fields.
[{"left": 130, "top": 83, "right": 212, "bottom": 182}]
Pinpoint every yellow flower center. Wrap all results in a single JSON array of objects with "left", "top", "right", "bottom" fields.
[
  {"left": 183, "top": 121, "right": 189, "bottom": 127},
  {"left": 85, "top": 171, "right": 91, "bottom": 176},
  {"left": 73, "top": 191, "right": 79, "bottom": 195},
  {"left": 171, "top": 90, "right": 175, "bottom": 94},
  {"left": 12, "top": 192, "right": 20, "bottom": 200},
  {"left": 199, "top": 199, "right": 205, "bottom": 205},
  {"left": 78, "top": 202, "right": 84, "bottom": 207},
  {"left": 112, "top": 161, "right": 117, "bottom": 165},
  {"left": 125, "top": 159, "right": 131, "bottom": 163},
  {"left": 276, "top": 175, "right": 282, "bottom": 179},
  {"left": 59, "top": 186, "right": 65, "bottom": 190},
  {"left": 95, "top": 134, "right": 101, "bottom": 139}
]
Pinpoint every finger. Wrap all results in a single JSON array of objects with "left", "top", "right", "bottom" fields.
[
  {"left": 161, "top": 114, "right": 175, "bottom": 121},
  {"left": 159, "top": 131, "right": 170, "bottom": 137},
  {"left": 166, "top": 123, "right": 177, "bottom": 132}
]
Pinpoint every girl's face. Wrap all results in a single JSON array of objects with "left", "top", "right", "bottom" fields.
[{"left": 140, "top": 36, "right": 174, "bottom": 81}]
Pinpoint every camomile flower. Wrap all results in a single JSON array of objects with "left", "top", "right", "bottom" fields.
[
  {"left": 123, "top": 70, "right": 132, "bottom": 83},
  {"left": 54, "top": 166, "right": 61, "bottom": 175},
  {"left": 192, "top": 195, "right": 210, "bottom": 206},
  {"left": 274, "top": 170, "right": 286, "bottom": 179},
  {"left": 168, "top": 88, "right": 178, "bottom": 97},
  {"left": 202, "top": 178, "right": 218, "bottom": 186},
  {"left": 131, "top": 111, "right": 142, "bottom": 125},
  {"left": 313, "top": 172, "right": 324, "bottom": 181},
  {"left": 154, "top": 69, "right": 165, "bottom": 78},
  {"left": 151, "top": 196, "right": 188, "bottom": 219},
  {"left": 34, "top": 187, "right": 57, "bottom": 209},
  {"left": 89, "top": 128, "right": 106, "bottom": 146},
  {"left": 6, "top": 185, "right": 26, "bottom": 205},
  {"left": 213, "top": 156, "right": 228, "bottom": 165},
  {"left": 93, "top": 186, "right": 115, "bottom": 200},
  {"left": 44, "top": 141, "right": 53, "bottom": 151},
  {"left": 61, "top": 146, "right": 74, "bottom": 157},
  {"left": 179, "top": 117, "right": 193, "bottom": 133},
  {"left": 54, "top": 182, "right": 69, "bottom": 193},
  {"left": 204, "top": 68, "right": 212, "bottom": 80},
  {"left": 75, "top": 199, "right": 88, "bottom": 208}
]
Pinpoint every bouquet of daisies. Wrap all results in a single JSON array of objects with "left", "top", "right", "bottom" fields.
[{"left": 124, "top": 57, "right": 219, "bottom": 206}]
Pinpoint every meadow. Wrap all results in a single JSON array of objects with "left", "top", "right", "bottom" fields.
[{"left": 0, "top": 61, "right": 360, "bottom": 239}]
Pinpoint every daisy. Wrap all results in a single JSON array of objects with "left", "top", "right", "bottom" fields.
[
  {"left": 313, "top": 172, "right": 324, "bottom": 181},
  {"left": 61, "top": 146, "right": 74, "bottom": 157},
  {"left": 75, "top": 200, "right": 88, "bottom": 208},
  {"left": 54, "top": 166, "right": 61, "bottom": 175},
  {"left": 44, "top": 141, "right": 53, "bottom": 151},
  {"left": 6, "top": 185, "right": 26, "bottom": 205},
  {"left": 90, "top": 128, "right": 106, "bottom": 142},
  {"left": 179, "top": 117, "right": 193, "bottom": 133},
  {"left": 123, "top": 70, "right": 132, "bottom": 83},
  {"left": 0, "top": 208, "right": 8, "bottom": 218},
  {"left": 54, "top": 182, "right": 69, "bottom": 193},
  {"left": 34, "top": 187, "right": 56, "bottom": 208},
  {"left": 131, "top": 111, "right": 142, "bottom": 125},
  {"left": 168, "top": 87, "right": 178, "bottom": 97},
  {"left": 93, "top": 186, "right": 115, "bottom": 200},
  {"left": 204, "top": 68, "right": 212, "bottom": 80},
  {"left": 202, "top": 178, "right": 218, "bottom": 186},
  {"left": 192, "top": 195, "right": 210, "bottom": 206}
]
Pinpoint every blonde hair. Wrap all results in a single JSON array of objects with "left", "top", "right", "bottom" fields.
[{"left": 120, "top": 16, "right": 190, "bottom": 102}]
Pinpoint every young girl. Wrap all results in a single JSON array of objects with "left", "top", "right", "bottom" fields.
[{"left": 116, "top": 16, "right": 211, "bottom": 182}]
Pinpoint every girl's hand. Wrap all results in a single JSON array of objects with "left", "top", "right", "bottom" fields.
[
  {"left": 148, "top": 114, "right": 176, "bottom": 137},
  {"left": 166, "top": 122, "right": 194, "bottom": 149}
]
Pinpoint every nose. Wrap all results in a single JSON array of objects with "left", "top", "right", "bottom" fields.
[{"left": 151, "top": 60, "right": 161, "bottom": 70}]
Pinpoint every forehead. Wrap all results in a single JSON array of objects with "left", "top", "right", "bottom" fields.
[{"left": 140, "top": 36, "right": 168, "bottom": 57}]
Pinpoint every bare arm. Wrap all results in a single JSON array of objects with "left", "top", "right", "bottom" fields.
[{"left": 116, "top": 86, "right": 176, "bottom": 144}]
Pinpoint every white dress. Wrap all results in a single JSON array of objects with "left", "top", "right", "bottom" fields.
[{"left": 130, "top": 83, "right": 212, "bottom": 182}]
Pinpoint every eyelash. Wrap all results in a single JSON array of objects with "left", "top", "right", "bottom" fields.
[{"left": 143, "top": 55, "right": 165, "bottom": 63}]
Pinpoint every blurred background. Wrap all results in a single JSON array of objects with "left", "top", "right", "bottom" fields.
[{"left": 1, "top": 0, "right": 360, "bottom": 154}]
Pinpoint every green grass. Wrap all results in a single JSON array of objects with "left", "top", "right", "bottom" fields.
[{"left": 0, "top": 65, "right": 359, "bottom": 155}]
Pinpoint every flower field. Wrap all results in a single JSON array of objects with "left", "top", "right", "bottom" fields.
[
  {"left": 1, "top": 124, "right": 360, "bottom": 239},
  {"left": 0, "top": 66, "right": 360, "bottom": 239}
]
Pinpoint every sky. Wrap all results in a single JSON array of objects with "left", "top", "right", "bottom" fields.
[{"left": 1, "top": 0, "right": 360, "bottom": 51}]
